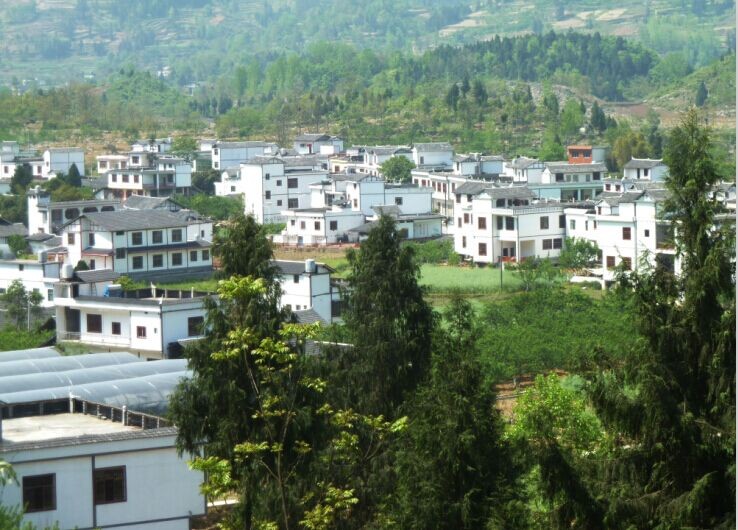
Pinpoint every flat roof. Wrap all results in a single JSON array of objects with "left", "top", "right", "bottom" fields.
[{"left": 1, "top": 413, "right": 139, "bottom": 445}]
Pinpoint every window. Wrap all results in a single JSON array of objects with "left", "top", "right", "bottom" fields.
[
  {"left": 540, "top": 216, "right": 549, "bottom": 229},
  {"left": 152, "top": 254, "right": 163, "bottom": 268},
  {"left": 457, "top": 217, "right": 462, "bottom": 227},
  {"left": 606, "top": 256, "right": 616, "bottom": 269},
  {"left": 136, "top": 326, "right": 147, "bottom": 338},
  {"left": 300, "top": 221, "right": 306, "bottom": 230},
  {"left": 497, "top": 217, "right": 503, "bottom": 230},
  {"left": 111, "top": 322, "right": 121, "bottom": 335},
  {"left": 47, "top": 289, "right": 54, "bottom": 302},
  {"left": 231, "top": 186, "right": 236, "bottom": 192},
  {"left": 190, "top": 250, "right": 198, "bottom": 262},
  {"left": 605, "top": 184, "right": 611, "bottom": 191},
  {"left": 462, "top": 236, "right": 466, "bottom": 248},
  {"left": 293, "top": 274, "right": 300, "bottom": 283},
  {"left": 264, "top": 173, "right": 270, "bottom": 180},
  {"left": 570, "top": 220, "right": 576, "bottom": 230},
  {"left": 277, "top": 200, "right": 283, "bottom": 206},
  {"left": 496, "top": 199, "right": 505, "bottom": 207},
  {"left": 122, "top": 174, "right": 129, "bottom": 183},
  {"left": 553, "top": 238, "right": 563, "bottom": 249},
  {"left": 23, "top": 474, "right": 55, "bottom": 513},
  {"left": 593, "top": 172, "right": 601, "bottom": 180},
  {"left": 329, "top": 220, "right": 338, "bottom": 231},
  {"left": 172, "top": 253, "right": 183, "bottom": 266},
  {"left": 288, "top": 198, "right": 298, "bottom": 208},
  {"left": 352, "top": 199, "right": 358, "bottom": 208},
  {"left": 643, "top": 169, "right": 649, "bottom": 177},
  {"left": 188, "top": 316, "right": 204, "bottom": 337},
  {"left": 265, "top": 190, "right": 271, "bottom": 200},
  {"left": 111, "top": 174, "right": 117, "bottom": 182},
  {"left": 478, "top": 242, "right": 487, "bottom": 256},
  {"left": 152, "top": 230, "right": 163, "bottom": 244},
  {"left": 115, "top": 248, "right": 125, "bottom": 259},
  {"left": 115, "top": 231, "right": 124, "bottom": 236},
  {"left": 171, "top": 229, "right": 183, "bottom": 242},
  {"left": 290, "top": 220, "right": 296, "bottom": 226},
  {"left": 455, "top": 194, "right": 461, "bottom": 203},
  {"left": 67, "top": 233, "right": 75, "bottom": 244},
  {"left": 542, "top": 239, "right": 553, "bottom": 250},
  {"left": 18, "top": 264, "right": 24, "bottom": 271},
  {"left": 202, "top": 250, "right": 210, "bottom": 261},
  {"left": 87, "top": 314, "right": 102, "bottom": 333},
  {"left": 131, "top": 232, "right": 143, "bottom": 245},
  {"left": 559, "top": 215, "right": 566, "bottom": 229},
  {"left": 622, "top": 227, "right": 631, "bottom": 240},
  {"left": 133, "top": 174, "right": 139, "bottom": 183},
  {"left": 314, "top": 221, "right": 321, "bottom": 230},
  {"left": 644, "top": 229, "right": 650, "bottom": 237},
  {"left": 478, "top": 217, "right": 487, "bottom": 229},
  {"left": 132, "top": 256, "right": 144, "bottom": 269},
  {"left": 505, "top": 217, "right": 514, "bottom": 230},
  {"left": 463, "top": 213, "right": 469, "bottom": 224},
  {"left": 89, "top": 259, "right": 96, "bottom": 270},
  {"left": 88, "top": 233, "right": 95, "bottom": 246},
  {"left": 276, "top": 180, "right": 282, "bottom": 186},
  {"left": 621, "top": 257, "right": 632, "bottom": 270},
  {"left": 394, "top": 197, "right": 403, "bottom": 206},
  {"left": 287, "top": 178, "right": 298, "bottom": 188}
]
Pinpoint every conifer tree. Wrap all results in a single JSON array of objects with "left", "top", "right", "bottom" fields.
[
  {"left": 341, "top": 215, "right": 434, "bottom": 417},
  {"left": 589, "top": 109, "right": 735, "bottom": 528}
]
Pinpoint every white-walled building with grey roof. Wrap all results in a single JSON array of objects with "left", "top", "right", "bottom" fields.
[{"left": 58, "top": 209, "right": 213, "bottom": 279}]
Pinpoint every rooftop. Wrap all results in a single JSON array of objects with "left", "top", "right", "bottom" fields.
[
  {"left": 1, "top": 412, "right": 139, "bottom": 445},
  {"left": 623, "top": 158, "right": 664, "bottom": 169},
  {"left": 545, "top": 162, "right": 608, "bottom": 173},
  {"left": 64, "top": 209, "right": 207, "bottom": 231},
  {"left": 413, "top": 142, "right": 453, "bottom": 152}
]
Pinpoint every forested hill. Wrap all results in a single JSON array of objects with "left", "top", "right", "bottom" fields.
[{"left": 0, "top": 0, "right": 733, "bottom": 87}]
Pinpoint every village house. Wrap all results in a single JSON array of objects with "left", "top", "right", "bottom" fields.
[
  {"left": 411, "top": 142, "right": 454, "bottom": 169},
  {"left": 293, "top": 133, "right": 344, "bottom": 155},
  {"left": 504, "top": 156, "right": 545, "bottom": 183},
  {"left": 100, "top": 155, "right": 192, "bottom": 199},
  {"left": 211, "top": 141, "right": 279, "bottom": 170},
  {"left": 329, "top": 145, "right": 414, "bottom": 176},
  {"left": 57, "top": 209, "right": 213, "bottom": 279},
  {"left": 27, "top": 187, "right": 121, "bottom": 235},
  {"left": 42, "top": 148, "right": 85, "bottom": 179},
  {"left": 0, "top": 218, "right": 28, "bottom": 258},
  {"left": 0, "top": 257, "right": 59, "bottom": 307},
  {"left": 622, "top": 158, "right": 668, "bottom": 181},
  {"left": 0, "top": 399, "right": 205, "bottom": 530}
]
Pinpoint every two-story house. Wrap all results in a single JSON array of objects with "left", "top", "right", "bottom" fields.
[
  {"left": 412, "top": 142, "right": 454, "bottom": 169},
  {"left": 211, "top": 141, "right": 279, "bottom": 170},
  {"left": 58, "top": 209, "right": 212, "bottom": 279},
  {"left": 293, "top": 133, "right": 344, "bottom": 155},
  {"left": 42, "top": 148, "right": 85, "bottom": 179}
]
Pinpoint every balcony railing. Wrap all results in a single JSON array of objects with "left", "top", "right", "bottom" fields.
[{"left": 57, "top": 330, "right": 131, "bottom": 347}]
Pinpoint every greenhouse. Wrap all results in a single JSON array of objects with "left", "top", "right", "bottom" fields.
[
  {"left": 0, "top": 347, "right": 60, "bottom": 363},
  {"left": 0, "top": 351, "right": 139, "bottom": 377}
]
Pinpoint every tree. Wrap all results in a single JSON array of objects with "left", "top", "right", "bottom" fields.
[
  {"left": 471, "top": 79, "right": 487, "bottom": 105},
  {"left": 612, "top": 129, "right": 650, "bottom": 169},
  {"left": 508, "top": 374, "right": 604, "bottom": 528},
  {"left": 445, "top": 84, "right": 460, "bottom": 110},
  {"left": 341, "top": 215, "right": 434, "bottom": 417},
  {"left": 558, "top": 237, "right": 599, "bottom": 270},
  {"left": 559, "top": 99, "right": 584, "bottom": 139},
  {"left": 66, "top": 163, "right": 81, "bottom": 187},
  {"left": 213, "top": 213, "right": 278, "bottom": 281},
  {"left": 379, "top": 156, "right": 416, "bottom": 183},
  {"left": 589, "top": 101, "right": 607, "bottom": 132},
  {"left": 0, "top": 280, "right": 43, "bottom": 329},
  {"left": 695, "top": 80, "right": 708, "bottom": 106},
  {"left": 11, "top": 164, "right": 33, "bottom": 194},
  {"left": 171, "top": 135, "right": 197, "bottom": 155},
  {"left": 589, "top": 109, "right": 735, "bottom": 528},
  {"left": 392, "top": 296, "right": 523, "bottom": 529},
  {"left": 7, "top": 234, "right": 28, "bottom": 257},
  {"left": 539, "top": 126, "right": 565, "bottom": 161}
]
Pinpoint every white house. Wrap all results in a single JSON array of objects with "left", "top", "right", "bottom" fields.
[
  {"left": 211, "top": 141, "right": 279, "bottom": 170},
  {"left": 0, "top": 402, "right": 205, "bottom": 530},
  {"left": 412, "top": 142, "right": 454, "bottom": 169},
  {"left": 0, "top": 220, "right": 28, "bottom": 258},
  {"left": 96, "top": 154, "right": 129, "bottom": 174},
  {"left": 293, "top": 133, "right": 344, "bottom": 155},
  {"left": 504, "top": 156, "right": 545, "bottom": 183},
  {"left": 58, "top": 209, "right": 213, "bottom": 279},
  {"left": 344, "top": 177, "right": 432, "bottom": 217},
  {"left": 103, "top": 155, "right": 192, "bottom": 199},
  {"left": 42, "top": 148, "right": 85, "bottom": 179},
  {"left": 0, "top": 258, "right": 59, "bottom": 307},
  {"left": 279, "top": 207, "right": 364, "bottom": 246},
  {"left": 455, "top": 187, "right": 568, "bottom": 264},
  {"left": 217, "top": 157, "right": 328, "bottom": 223},
  {"left": 54, "top": 279, "right": 210, "bottom": 359},
  {"left": 330, "top": 146, "right": 413, "bottom": 177},
  {"left": 348, "top": 208, "right": 444, "bottom": 241},
  {"left": 27, "top": 187, "right": 121, "bottom": 236},
  {"left": 535, "top": 161, "right": 607, "bottom": 201},
  {"left": 622, "top": 158, "right": 668, "bottom": 181},
  {"left": 276, "top": 259, "right": 337, "bottom": 322},
  {"left": 130, "top": 137, "right": 172, "bottom": 154}
]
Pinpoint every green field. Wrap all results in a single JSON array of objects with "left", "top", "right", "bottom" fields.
[{"left": 419, "top": 264, "right": 521, "bottom": 293}]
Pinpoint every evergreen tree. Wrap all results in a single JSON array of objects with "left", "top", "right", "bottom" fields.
[
  {"left": 589, "top": 109, "right": 736, "bottom": 528},
  {"left": 340, "top": 215, "right": 434, "bottom": 417},
  {"left": 445, "top": 84, "right": 460, "bottom": 111},
  {"left": 379, "top": 156, "right": 416, "bottom": 183},
  {"left": 10, "top": 164, "right": 32, "bottom": 194},
  {"left": 695, "top": 80, "right": 708, "bottom": 106},
  {"left": 66, "top": 163, "right": 81, "bottom": 187},
  {"left": 213, "top": 213, "right": 279, "bottom": 281},
  {"left": 392, "top": 297, "right": 523, "bottom": 529}
]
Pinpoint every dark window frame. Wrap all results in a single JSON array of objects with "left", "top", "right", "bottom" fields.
[
  {"left": 87, "top": 314, "right": 102, "bottom": 333},
  {"left": 22, "top": 474, "right": 56, "bottom": 513},
  {"left": 93, "top": 466, "right": 126, "bottom": 505}
]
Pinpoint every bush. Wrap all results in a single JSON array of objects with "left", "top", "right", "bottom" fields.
[{"left": 404, "top": 238, "right": 457, "bottom": 264}]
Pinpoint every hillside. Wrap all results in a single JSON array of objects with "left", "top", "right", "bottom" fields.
[{"left": 0, "top": 0, "right": 733, "bottom": 88}]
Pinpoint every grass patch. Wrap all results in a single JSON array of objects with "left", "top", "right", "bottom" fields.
[
  {"left": 419, "top": 264, "right": 521, "bottom": 293},
  {"left": 0, "top": 328, "right": 54, "bottom": 352},
  {"left": 157, "top": 277, "right": 220, "bottom": 292}
]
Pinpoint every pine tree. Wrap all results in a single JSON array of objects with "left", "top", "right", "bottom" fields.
[
  {"left": 589, "top": 109, "right": 736, "bottom": 528},
  {"left": 340, "top": 215, "right": 434, "bottom": 417},
  {"left": 695, "top": 80, "right": 708, "bottom": 107}
]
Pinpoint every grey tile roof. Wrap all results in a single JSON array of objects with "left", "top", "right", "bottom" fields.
[
  {"left": 75, "top": 269, "right": 121, "bottom": 283},
  {"left": 0, "top": 223, "right": 27, "bottom": 238},
  {"left": 599, "top": 191, "right": 645, "bottom": 206},
  {"left": 509, "top": 157, "right": 541, "bottom": 170},
  {"left": 454, "top": 181, "right": 492, "bottom": 195},
  {"left": 216, "top": 141, "right": 277, "bottom": 149},
  {"left": 373, "top": 205, "right": 402, "bottom": 217},
  {"left": 244, "top": 156, "right": 284, "bottom": 166},
  {"left": 414, "top": 142, "right": 453, "bottom": 152},
  {"left": 68, "top": 209, "right": 207, "bottom": 232},
  {"left": 124, "top": 195, "right": 181, "bottom": 211},
  {"left": 366, "top": 146, "right": 412, "bottom": 155},
  {"left": 347, "top": 220, "right": 378, "bottom": 234},
  {"left": 26, "top": 232, "right": 56, "bottom": 242},
  {"left": 482, "top": 187, "right": 536, "bottom": 200},
  {"left": 623, "top": 158, "right": 664, "bottom": 169},
  {"left": 45, "top": 147, "right": 83, "bottom": 153},
  {"left": 292, "top": 308, "right": 327, "bottom": 325},
  {"left": 545, "top": 162, "right": 608, "bottom": 173}
]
